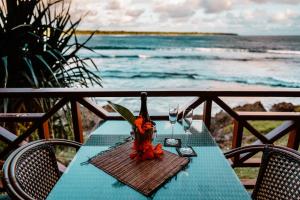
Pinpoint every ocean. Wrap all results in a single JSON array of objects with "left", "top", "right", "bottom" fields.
[{"left": 78, "top": 35, "right": 300, "bottom": 114}]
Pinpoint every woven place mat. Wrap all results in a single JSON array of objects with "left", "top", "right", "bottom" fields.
[{"left": 89, "top": 142, "right": 190, "bottom": 196}]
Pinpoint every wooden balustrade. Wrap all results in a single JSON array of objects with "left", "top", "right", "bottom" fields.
[
  {"left": 231, "top": 112, "right": 300, "bottom": 166},
  {"left": 1, "top": 88, "right": 300, "bottom": 171}
]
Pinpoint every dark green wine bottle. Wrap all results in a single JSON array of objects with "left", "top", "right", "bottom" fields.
[{"left": 139, "top": 92, "right": 151, "bottom": 122}]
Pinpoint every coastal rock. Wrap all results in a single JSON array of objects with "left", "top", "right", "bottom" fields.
[
  {"left": 233, "top": 101, "right": 266, "bottom": 112},
  {"left": 270, "top": 102, "right": 294, "bottom": 112}
]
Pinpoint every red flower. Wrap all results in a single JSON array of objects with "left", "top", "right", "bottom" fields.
[
  {"left": 130, "top": 140, "right": 164, "bottom": 161},
  {"left": 154, "top": 144, "right": 163, "bottom": 158},
  {"left": 131, "top": 115, "right": 163, "bottom": 161},
  {"left": 134, "top": 116, "right": 153, "bottom": 134},
  {"left": 143, "top": 122, "right": 153, "bottom": 132},
  {"left": 134, "top": 116, "right": 144, "bottom": 134}
]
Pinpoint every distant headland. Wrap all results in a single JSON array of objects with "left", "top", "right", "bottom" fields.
[{"left": 75, "top": 30, "right": 238, "bottom": 36}]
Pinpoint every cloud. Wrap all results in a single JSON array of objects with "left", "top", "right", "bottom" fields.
[
  {"left": 67, "top": 0, "right": 300, "bottom": 35},
  {"left": 130, "top": 0, "right": 153, "bottom": 4},
  {"left": 250, "top": 0, "right": 300, "bottom": 4},
  {"left": 106, "top": 0, "right": 121, "bottom": 10},
  {"left": 201, "top": 0, "right": 232, "bottom": 13},
  {"left": 270, "top": 9, "right": 298, "bottom": 23},
  {"left": 154, "top": 0, "right": 200, "bottom": 19},
  {"left": 125, "top": 9, "right": 145, "bottom": 18}
]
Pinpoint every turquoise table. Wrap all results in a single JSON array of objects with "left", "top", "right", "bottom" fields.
[{"left": 47, "top": 120, "right": 251, "bottom": 200}]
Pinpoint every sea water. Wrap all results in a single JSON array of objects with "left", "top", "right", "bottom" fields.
[{"left": 78, "top": 35, "right": 300, "bottom": 113}]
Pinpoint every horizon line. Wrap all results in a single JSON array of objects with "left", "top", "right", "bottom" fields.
[
  {"left": 75, "top": 30, "right": 300, "bottom": 36},
  {"left": 75, "top": 30, "right": 238, "bottom": 36}
]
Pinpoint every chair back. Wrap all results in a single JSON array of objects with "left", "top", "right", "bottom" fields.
[
  {"left": 253, "top": 146, "right": 300, "bottom": 200},
  {"left": 3, "top": 141, "right": 61, "bottom": 200}
]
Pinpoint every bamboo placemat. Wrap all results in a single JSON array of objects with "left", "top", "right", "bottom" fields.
[{"left": 90, "top": 142, "right": 190, "bottom": 196}]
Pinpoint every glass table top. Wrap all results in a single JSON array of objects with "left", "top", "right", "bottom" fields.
[{"left": 47, "top": 120, "right": 251, "bottom": 200}]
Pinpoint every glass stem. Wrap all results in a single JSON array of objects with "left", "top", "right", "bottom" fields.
[
  {"left": 185, "top": 131, "right": 190, "bottom": 147},
  {"left": 171, "top": 124, "right": 174, "bottom": 139}
]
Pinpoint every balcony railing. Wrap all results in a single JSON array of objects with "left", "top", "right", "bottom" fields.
[{"left": 1, "top": 88, "right": 300, "bottom": 187}]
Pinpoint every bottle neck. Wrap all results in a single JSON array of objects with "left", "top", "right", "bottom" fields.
[{"left": 139, "top": 92, "right": 150, "bottom": 121}]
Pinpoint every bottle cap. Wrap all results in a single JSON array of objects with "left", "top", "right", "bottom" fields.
[{"left": 141, "top": 92, "right": 147, "bottom": 100}]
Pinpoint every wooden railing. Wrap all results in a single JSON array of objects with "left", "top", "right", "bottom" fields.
[{"left": 1, "top": 88, "right": 300, "bottom": 165}]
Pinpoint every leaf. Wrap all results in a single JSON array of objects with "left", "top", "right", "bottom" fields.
[
  {"left": 1, "top": 56, "right": 8, "bottom": 87},
  {"left": 23, "top": 57, "right": 39, "bottom": 88},
  {"left": 108, "top": 101, "right": 135, "bottom": 126},
  {"left": 35, "top": 54, "right": 60, "bottom": 86}
]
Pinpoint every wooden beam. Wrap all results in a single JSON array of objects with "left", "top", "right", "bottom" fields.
[
  {"left": 78, "top": 98, "right": 109, "bottom": 120},
  {"left": 0, "top": 126, "right": 17, "bottom": 144},
  {"left": 287, "top": 122, "right": 300, "bottom": 150},
  {"left": 0, "top": 113, "right": 44, "bottom": 122},
  {"left": 2, "top": 88, "right": 300, "bottom": 98},
  {"left": 38, "top": 121, "right": 50, "bottom": 139},
  {"left": 239, "top": 121, "right": 295, "bottom": 163},
  {"left": 237, "top": 111, "right": 300, "bottom": 120},
  {"left": 232, "top": 120, "right": 244, "bottom": 165},
  {"left": 245, "top": 121, "right": 295, "bottom": 145},
  {"left": 203, "top": 99, "right": 212, "bottom": 130},
  {"left": 71, "top": 100, "right": 84, "bottom": 144}
]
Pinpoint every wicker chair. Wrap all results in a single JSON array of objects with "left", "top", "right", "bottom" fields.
[
  {"left": 2, "top": 139, "right": 81, "bottom": 200},
  {"left": 225, "top": 145, "right": 300, "bottom": 200}
]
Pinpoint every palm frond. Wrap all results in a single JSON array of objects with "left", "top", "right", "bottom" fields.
[{"left": 0, "top": 0, "right": 102, "bottom": 106}]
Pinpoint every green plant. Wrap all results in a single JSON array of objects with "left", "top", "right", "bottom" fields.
[
  {"left": 0, "top": 0, "right": 101, "bottom": 138},
  {"left": 0, "top": 0, "right": 101, "bottom": 108}
]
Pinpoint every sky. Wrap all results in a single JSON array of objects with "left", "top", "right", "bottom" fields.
[{"left": 69, "top": 0, "right": 300, "bottom": 35}]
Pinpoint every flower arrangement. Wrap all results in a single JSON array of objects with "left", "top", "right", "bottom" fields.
[{"left": 108, "top": 101, "right": 163, "bottom": 161}]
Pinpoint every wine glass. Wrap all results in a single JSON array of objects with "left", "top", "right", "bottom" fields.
[
  {"left": 180, "top": 108, "right": 194, "bottom": 155},
  {"left": 166, "top": 104, "right": 179, "bottom": 145}
]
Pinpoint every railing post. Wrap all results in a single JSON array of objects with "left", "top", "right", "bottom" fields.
[
  {"left": 232, "top": 120, "right": 243, "bottom": 165},
  {"left": 71, "top": 100, "right": 84, "bottom": 143},
  {"left": 287, "top": 122, "right": 300, "bottom": 150},
  {"left": 203, "top": 99, "right": 212, "bottom": 130},
  {"left": 38, "top": 120, "right": 50, "bottom": 139}
]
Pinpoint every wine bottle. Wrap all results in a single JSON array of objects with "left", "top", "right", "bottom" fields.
[{"left": 139, "top": 92, "right": 151, "bottom": 122}]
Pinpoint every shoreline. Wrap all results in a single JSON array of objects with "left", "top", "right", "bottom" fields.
[{"left": 75, "top": 30, "right": 238, "bottom": 36}]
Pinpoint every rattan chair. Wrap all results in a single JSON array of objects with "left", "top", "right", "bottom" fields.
[
  {"left": 2, "top": 139, "right": 81, "bottom": 200},
  {"left": 225, "top": 145, "right": 300, "bottom": 200}
]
